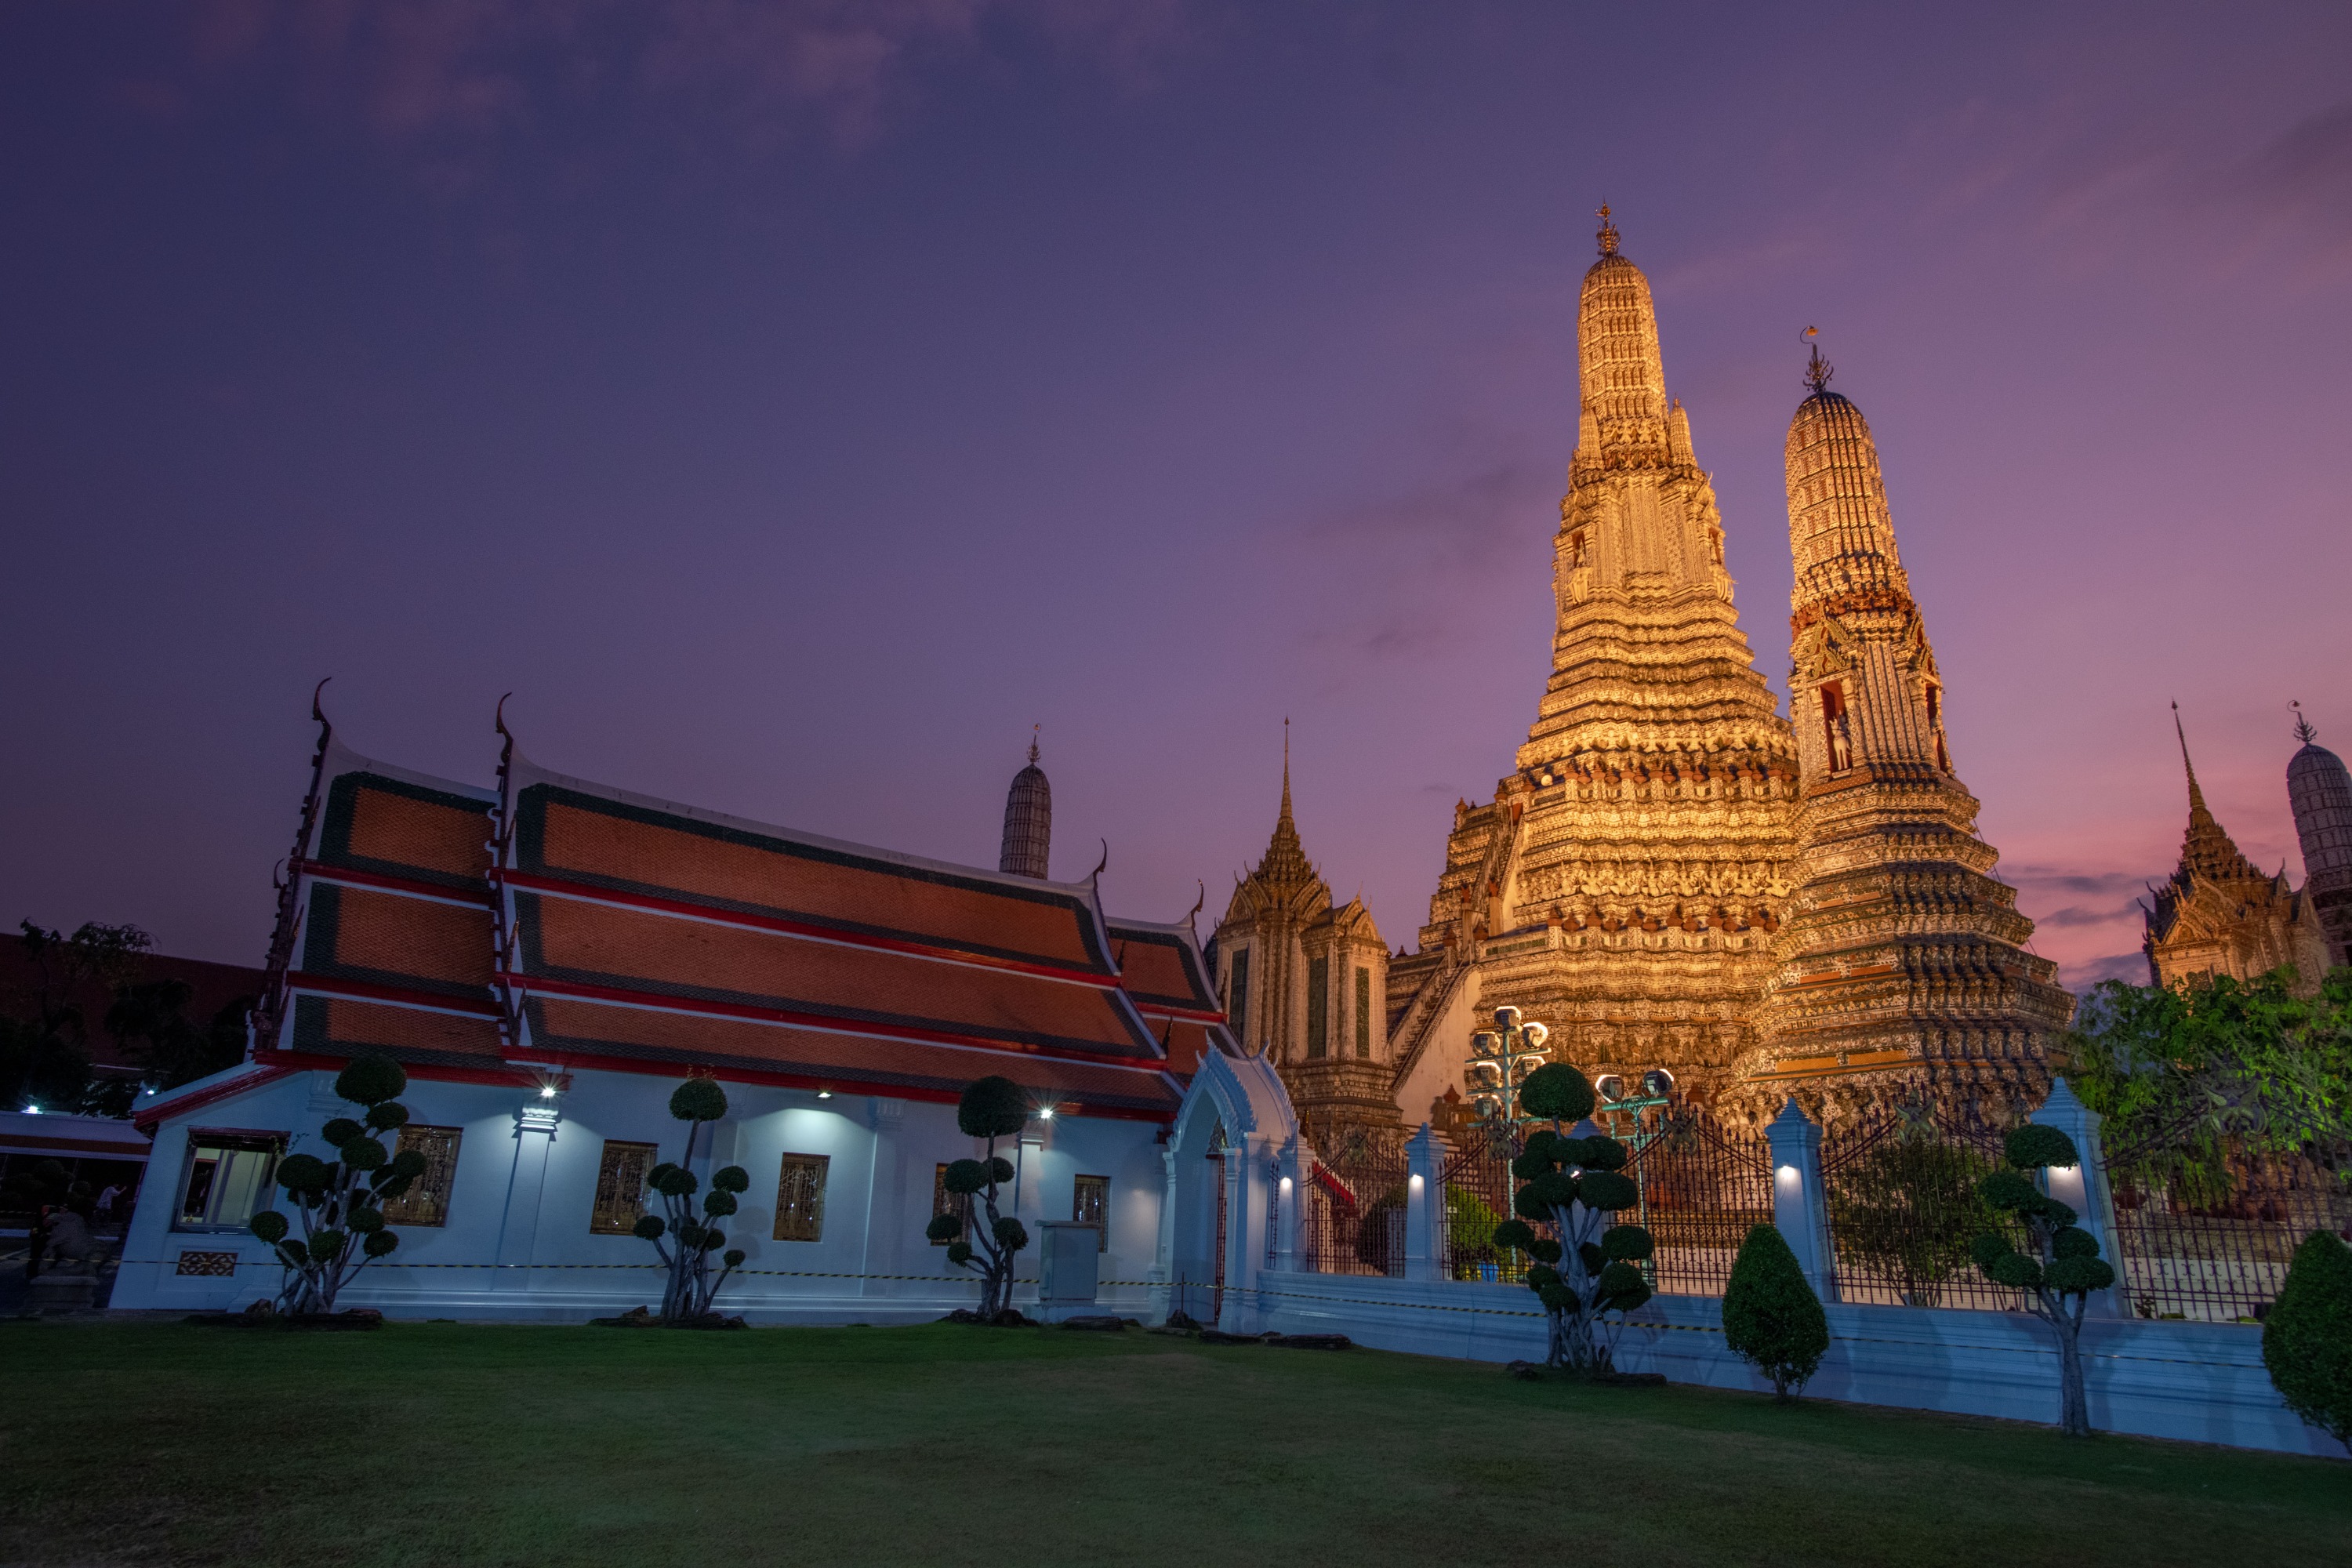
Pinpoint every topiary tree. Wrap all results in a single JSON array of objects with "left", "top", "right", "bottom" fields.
[
  {"left": 1488, "top": 1062, "right": 1653, "bottom": 1375},
  {"left": 925, "top": 1076, "right": 1031, "bottom": 1320},
  {"left": 2263, "top": 1230, "right": 2352, "bottom": 1454},
  {"left": 1722, "top": 1222, "right": 1829, "bottom": 1401},
  {"left": 1967, "top": 1123, "right": 2117, "bottom": 1436},
  {"left": 633, "top": 1076, "right": 750, "bottom": 1323},
  {"left": 248, "top": 1054, "right": 428, "bottom": 1315}
]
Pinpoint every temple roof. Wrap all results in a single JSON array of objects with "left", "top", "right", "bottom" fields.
[{"left": 262, "top": 731, "right": 1215, "bottom": 1120}]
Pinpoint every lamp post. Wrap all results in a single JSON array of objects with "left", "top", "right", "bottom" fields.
[{"left": 1466, "top": 1005, "right": 1552, "bottom": 1134}]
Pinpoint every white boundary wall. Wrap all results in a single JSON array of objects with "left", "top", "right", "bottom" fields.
[{"left": 1242, "top": 1271, "right": 2343, "bottom": 1459}]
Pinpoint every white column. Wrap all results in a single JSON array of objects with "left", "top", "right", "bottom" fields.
[
  {"left": 1763, "top": 1099, "right": 1834, "bottom": 1299},
  {"left": 1403, "top": 1122, "right": 1448, "bottom": 1282},
  {"left": 492, "top": 1099, "right": 561, "bottom": 1294},
  {"left": 1272, "top": 1133, "right": 1307, "bottom": 1272},
  {"left": 2028, "top": 1078, "right": 2126, "bottom": 1319},
  {"left": 1146, "top": 1145, "right": 1177, "bottom": 1325}
]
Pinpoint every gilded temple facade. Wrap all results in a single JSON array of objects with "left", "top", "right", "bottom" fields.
[
  {"left": 1208, "top": 745, "right": 1398, "bottom": 1153},
  {"left": 1374, "top": 213, "right": 2069, "bottom": 1127},
  {"left": 2144, "top": 712, "right": 2332, "bottom": 995}
]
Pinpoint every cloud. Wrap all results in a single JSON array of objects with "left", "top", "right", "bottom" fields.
[
  {"left": 2058, "top": 949, "right": 2148, "bottom": 994},
  {"left": 172, "top": 0, "right": 1189, "bottom": 155}
]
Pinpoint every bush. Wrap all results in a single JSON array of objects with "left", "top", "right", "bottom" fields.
[
  {"left": 1722, "top": 1225, "right": 1828, "bottom": 1401},
  {"left": 669, "top": 1077, "right": 727, "bottom": 1123},
  {"left": 333, "top": 1054, "right": 405, "bottom": 1107},
  {"left": 931, "top": 1078, "right": 1033, "bottom": 1318},
  {"left": 958, "top": 1076, "right": 1029, "bottom": 1139},
  {"left": 2263, "top": 1230, "right": 2352, "bottom": 1452},
  {"left": 1969, "top": 1120, "right": 2115, "bottom": 1437},
  {"left": 1519, "top": 1063, "right": 1595, "bottom": 1123},
  {"left": 633, "top": 1080, "right": 747, "bottom": 1323},
  {"left": 248, "top": 1054, "right": 413, "bottom": 1315}
]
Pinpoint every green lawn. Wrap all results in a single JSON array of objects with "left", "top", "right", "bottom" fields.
[{"left": 0, "top": 1321, "right": 2344, "bottom": 1567}]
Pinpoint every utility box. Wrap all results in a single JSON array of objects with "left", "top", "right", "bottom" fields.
[{"left": 1037, "top": 1220, "right": 1101, "bottom": 1319}]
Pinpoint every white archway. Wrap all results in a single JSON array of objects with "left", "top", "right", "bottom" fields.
[{"left": 1152, "top": 1048, "right": 1297, "bottom": 1330}]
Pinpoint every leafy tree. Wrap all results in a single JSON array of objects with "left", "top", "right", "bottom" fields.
[
  {"left": 2263, "top": 1230, "right": 2352, "bottom": 1454},
  {"left": 1, "top": 920, "right": 154, "bottom": 1115},
  {"left": 106, "top": 981, "right": 252, "bottom": 1092},
  {"left": 1826, "top": 1127, "right": 1998, "bottom": 1305},
  {"left": 1444, "top": 1183, "right": 1506, "bottom": 1280},
  {"left": 247, "top": 1054, "right": 428, "bottom": 1315},
  {"left": 1488, "top": 1062, "right": 1653, "bottom": 1375},
  {"left": 1722, "top": 1223, "right": 1829, "bottom": 1401},
  {"left": 1967, "top": 1123, "right": 2117, "bottom": 1437},
  {"left": 2067, "top": 967, "right": 2352, "bottom": 1202},
  {"left": 926, "top": 1076, "right": 1031, "bottom": 1320},
  {"left": 632, "top": 1077, "right": 751, "bottom": 1323}
]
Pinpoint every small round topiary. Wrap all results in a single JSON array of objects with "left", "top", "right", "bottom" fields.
[
  {"left": 670, "top": 1077, "right": 728, "bottom": 1123},
  {"left": 387, "top": 1149, "right": 429, "bottom": 1181},
  {"left": 249, "top": 1210, "right": 289, "bottom": 1244},
  {"left": 308, "top": 1229, "right": 347, "bottom": 1263},
  {"left": 1985, "top": 1252, "right": 2044, "bottom": 1290},
  {"left": 1537, "top": 1279, "right": 1574, "bottom": 1313},
  {"left": 347, "top": 1207, "right": 384, "bottom": 1232},
  {"left": 712, "top": 1165, "right": 750, "bottom": 1194},
  {"left": 1491, "top": 1219, "right": 1537, "bottom": 1253},
  {"left": 1970, "top": 1232, "right": 2014, "bottom": 1269},
  {"left": 1510, "top": 1147, "right": 1555, "bottom": 1181},
  {"left": 943, "top": 1158, "right": 991, "bottom": 1196},
  {"left": 702, "top": 1191, "right": 738, "bottom": 1218},
  {"left": 699, "top": 1228, "right": 725, "bottom": 1252},
  {"left": 676, "top": 1221, "right": 706, "bottom": 1248},
  {"left": 1526, "top": 1171, "right": 1579, "bottom": 1211},
  {"left": 276, "top": 1153, "right": 329, "bottom": 1193},
  {"left": 1577, "top": 1241, "right": 1607, "bottom": 1276},
  {"left": 993, "top": 1215, "right": 1029, "bottom": 1251},
  {"left": 946, "top": 1240, "right": 974, "bottom": 1266},
  {"left": 927, "top": 1214, "right": 966, "bottom": 1243},
  {"left": 2043, "top": 1256, "right": 2116, "bottom": 1294},
  {"left": 633, "top": 1214, "right": 666, "bottom": 1241},
  {"left": 1979, "top": 1169, "right": 2041, "bottom": 1212},
  {"left": 341, "top": 1136, "right": 388, "bottom": 1172},
  {"left": 362, "top": 1230, "right": 399, "bottom": 1258},
  {"left": 1597, "top": 1261, "right": 1646, "bottom": 1298},
  {"left": 989, "top": 1155, "right": 1016, "bottom": 1183},
  {"left": 654, "top": 1167, "right": 699, "bottom": 1198},
  {"left": 1580, "top": 1137, "right": 1630, "bottom": 1172},
  {"left": 1528, "top": 1238, "right": 1563, "bottom": 1265},
  {"left": 1512, "top": 1185, "right": 1555, "bottom": 1222},
  {"left": 1521, "top": 1129, "right": 1559, "bottom": 1164},
  {"left": 365, "top": 1102, "right": 409, "bottom": 1132},
  {"left": 335, "top": 1054, "right": 407, "bottom": 1107},
  {"left": 1519, "top": 1062, "right": 1595, "bottom": 1123},
  {"left": 2052, "top": 1225, "right": 2100, "bottom": 1259},
  {"left": 1577, "top": 1170, "right": 1640, "bottom": 1212},
  {"left": 2005, "top": 1123, "right": 2078, "bottom": 1171},
  {"left": 958, "top": 1076, "right": 1029, "bottom": 1139},
  {"left": 724, "top": 1249, "right": 746, "bottom": 1269},
  {"left": 1602, "top": 1224, "right": 1655, "bottom": 1261},
  {"left": 321, "top": 1117, "right": 364, "bottom": 1147},
  {"left": 2264, "top": 1230, "right": 2352, "bottom": 1449}
]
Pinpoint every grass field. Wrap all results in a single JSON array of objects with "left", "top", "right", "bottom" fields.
[{"left": 0, "top": 1319, "right": 2345, "bottom": 1566}]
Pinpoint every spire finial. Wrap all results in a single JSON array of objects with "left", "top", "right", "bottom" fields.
[
  {"left": 1595, "top": 202, "right": 1619, "bottom": 257},
  {"left": 1028, "top": 724, "right": 1040, "bottom": 767},
  {"left": 2172, "top": 700, "right": 2210, "bottom": 815},
  {"left": 2292, "top": 701, "right": 2318, "bottom": 746},
  {"left": 1281, "top": 717, "right": 1293, "bottom": 822},
  {"left": 1802, "top": 325, "right": 1833, "bottom": 393}
]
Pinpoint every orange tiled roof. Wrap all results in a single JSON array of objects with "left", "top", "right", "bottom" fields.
[{"left": 1107, "top": 920, "right": 1221, "bottom": 1014}]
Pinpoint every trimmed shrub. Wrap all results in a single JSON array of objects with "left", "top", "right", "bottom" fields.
[
  {"left": 1722, "top": 1224, "right": 1829, "bottom": 1401},
  {"left": 2263, "top": 1230, "right": 2352, "bottom": 1452},
  {"left": 958, "top": 1075, "right": 1029, "bottom": 1140},
  {"left": 247, "top": 1054, "right": 415, "bottom": 1315},
  {"left": 931, "top": 1077, "right": 1034, "bottom": 1318},
  {"left": 631, "top": 1079, "right": 749, "bottom": 1322},
  {"left": 1969, "top": 1123, "right": 2114, "bottom": 1437}
]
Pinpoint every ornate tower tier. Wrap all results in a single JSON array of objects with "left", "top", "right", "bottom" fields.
[
  {"left": 1212, "top": 738, "right": 1397, "bottom": 1153},
  {"left": 998, "top": 735, "right": 1051, "bottom": 878},
  {"left": 1743, "top": 346, "right": 2072, "bottom": 1123},
  {"left": 2288, "top": 709, "right": 2352, "bottom": 970},
  {"left": 1393, "top": 212, "right": 1802, "bottom": 1115}
]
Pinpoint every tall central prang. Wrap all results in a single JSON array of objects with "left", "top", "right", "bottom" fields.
[{"left": 1384, "top": 210, "right": 1802, "bottom": 1120}]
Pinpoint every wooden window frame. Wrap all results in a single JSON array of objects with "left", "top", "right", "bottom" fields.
[
  {"left": 590, "top": 1140, "right": 659, "bottom": 1236},
  {"left": 931, "top": 1162, "right": 971, "bottom": 1245},
  {"left": 379, "top": 1124, "right": 462, "bottom": 1229},
  {"left": 1072, "top": 1174, "right": 1109, "bottom": 1252},
  {"left": 773, "top": 1152, "right": 829, "bottom": 1243}
]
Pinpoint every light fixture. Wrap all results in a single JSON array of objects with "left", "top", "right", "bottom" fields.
[
  {"left": 1039, "top": 1105, "right": 1055, "bottom": 1120},
  {"left": 1279, "top": 1175, "right": 1293, "bottom": 1193},
  {"left": 1775, "top": 1163, "right": 1801, "bottom": 1185},
  {"left": 539, "top": 1084, "right": 557, "bottom": 1100},
  {"left": 1407, "top": 1173, "right": 1424, "bottom": 1192},
  {"left": 816, "top": 1089, "right": 832, "bottom": 1099},
  {"left": 22, "top": 1104, "right": 39, "bottom": 1116}
]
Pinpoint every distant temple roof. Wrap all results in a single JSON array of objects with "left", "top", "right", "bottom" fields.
[{"left": 240, "top": 718, "right": 1229, "bottom": 1121}]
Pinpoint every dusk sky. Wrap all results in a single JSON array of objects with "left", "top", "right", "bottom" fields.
[{"left": 4, "top": 2, "right": 2347, "bottom": 995}]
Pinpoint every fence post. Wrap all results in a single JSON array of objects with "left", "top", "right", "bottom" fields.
[
  {"left": 1272, "top": 1133, "right": 1305, "bottom": 1272},
  {"left": 1404, "top": 1123, "right": 1447, "bottom": 1281},
  {"left": 1764, "top": 1099, "right": 1835, "bottom": 1299},
  {"left": 2027, "top": 1077, "right": 2126, "bottom": 1319}
]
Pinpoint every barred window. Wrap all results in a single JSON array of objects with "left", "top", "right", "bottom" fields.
[
  {"left": 774, "top": 1153, "right": 829, "bottom": 1243},
  {"left": 1073, "top": 1174, "right": 1109, "bottom": 1252},
  {"left": 173, "top": 1133, "right": 282, "bottom": 1232},
  {"left": 1305, "top": 956, "right": 1329, "bottom": 1058},
  {"left": 379, "top": 1125, "right": 461, "bottom": 1228},
  {"left": 1355, "top": 967, "right": 1372, "bottom": 1059},
  {"left": 931, "top": 1162, "right": 970, "bottom": 1245},
  {"left": 590, "top": 1141, "right": 659, "bottom": 1235},
  {"left": 1227, "top": 948, "right": 1250, "bottom": 1040}
]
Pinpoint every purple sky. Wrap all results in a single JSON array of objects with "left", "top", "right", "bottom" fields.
[{"left": 5, "top": 2, "right": 2348, "bottom": 994}]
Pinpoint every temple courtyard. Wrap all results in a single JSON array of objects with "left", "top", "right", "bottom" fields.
[{"left": 0, "top": 1321, "right": 2342, "bottom": 1566}]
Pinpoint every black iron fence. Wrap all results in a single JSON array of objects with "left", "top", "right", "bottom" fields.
[
  {"left": 1621, "top": 1108, "right": 1775, "bottom": 1298},
  {"left": 2102, "top": 1120, "right": 2352, "bottom": 1323},
  {"left": 1439, "top": 1122, "right": 1521, "bottom": 1282},
  {"left": 1820, "top": 1102, "right": 2027, "bottom": 1311},
  {"left": 1296, "top": 1146, "right": 1410, "bottom": 1277}
]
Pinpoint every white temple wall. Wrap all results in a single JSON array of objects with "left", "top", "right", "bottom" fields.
[{"left": 111, "top": 1065, "right": 1169, "bottom": 1322}]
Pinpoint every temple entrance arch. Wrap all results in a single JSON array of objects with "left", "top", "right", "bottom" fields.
[{"left": 1155, "top": 1048, "right": 1297, "bottom": 1331}]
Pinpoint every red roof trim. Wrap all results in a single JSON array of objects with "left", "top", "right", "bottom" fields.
[
  {"left": 1125, "top": 1001, "right": 1232, "bottom": 1025},
  {"left": 132, "top": 1065, "right": 299, "bottom": 1132},
  {"left": 285, "top": 974, "right": 502, "bottom": 1019},
  {"left": 506, "top": 973, "right": 1175, "bottom": 1074},
  {"left": 292, "top": 859, "right": 493, "bottom": 908},
  {"left": 501, "top": 869, "right": 1125, "bottom": 991}
]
